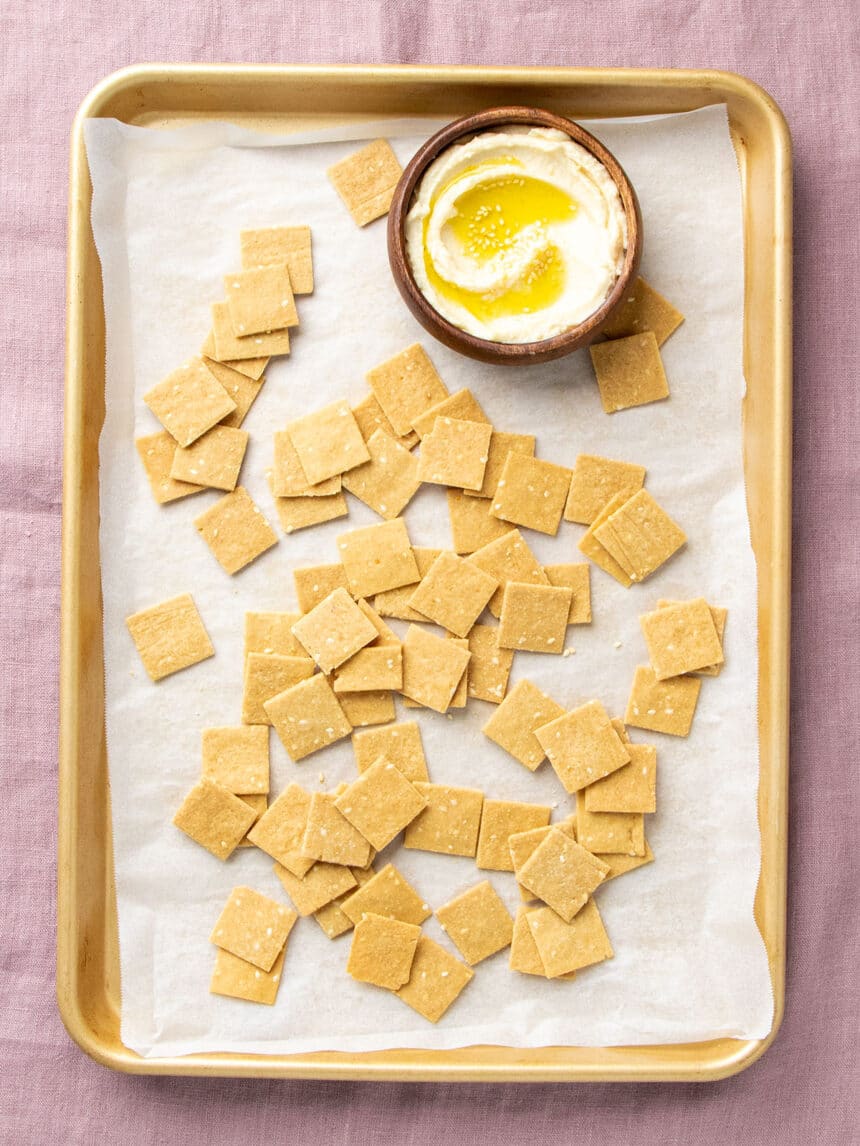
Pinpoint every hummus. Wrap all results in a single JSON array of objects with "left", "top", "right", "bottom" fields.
[{"left": 405, "top": 128, "right": 627, "bottom": 343}]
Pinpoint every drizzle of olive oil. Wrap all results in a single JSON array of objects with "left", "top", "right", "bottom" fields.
[{"left": 423, "top": 167, "right": 577, "bottom": 324}]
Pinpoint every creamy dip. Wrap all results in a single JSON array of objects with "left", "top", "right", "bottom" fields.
[{"left": 405, "top": 127, "right": 627, "bottom": 343}]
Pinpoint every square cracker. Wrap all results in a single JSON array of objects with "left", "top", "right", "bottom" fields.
[
  {"left": 211, "top": 301, "right": 291, "bottom": 362},
  {"left": 247, "top": 782, "right": 314, "bottom": 876},
  {"left": 446, "top": 489, "right": 515, "bottom": 554},
  {"left": 597, "top": 839, "right": 655, "bottom": 881},
  {"left": 327, "top": 138, "right": 402, "bottom": 227},
  {"left": 201, "top": 330, "right": 269, "bottom": 379},
  {"left": 202, "top": 726, "right": 269, "bottom": 794},
  {"left": 584, "top": 743, "right": 657, "bottom": 813},
  {"left": 509, "top": 906, "right": 549, "bottom": 977},
  {"left": 170, "top": 424, "right": 249, "bottom": 492},
  {"left": 467, "top": 530, "right": 549, "bottom": 617},
  {"left": 313, "top": 865, "right": 376, "bottom": 939},
  {"left": 274, "top": 859, "right": 357, "bottom": 916},
  {"left": 407, "top": 550, "right": 497, "bottom": 638},
  {"left": 576, "top": 801, "right": 646, "bottom": 856},
  {"left": 352, "top": 392, "right": 418, "bottom": 449},
  {"left": 286, "top": 400, "right": 370, "bottom": 485},
  {"left": 338, "top": 518, "right": 419, "bottom": 598},
  {"left": 395, "top": 935, "right": 474, "bottom": 1022},
  {"left": 143, "top": 357, "right": 236, "bottom": 447},
  {"left": 598, "top": 275, "right": 684, "bottom": 346},
  {"left": 640, "top": 597, "right": 724, "bottom": 679},
  {"left": 508, "top": 823, "right": 572, "bottom": 876},
  {"left": 436, "top": 880, "right": 514, "bottom": 965},
  {"left": 625, "top": 665, "right": 702, "bottom": 736},
  {"left": 341, "top": 863, "right": 429, "bottom": 927},
  {"left": 577, "top": 492, "right": 634, "bottom": 587},
  {"left": 225, "top": 263, "right": 298, "bottom": 336},
  {"left": 544, "top": 563, "right": 592, "bottom": 625},
  {"left": 126, "top": 593, "right": 214, "bottom": 681},
  {"left": 342, "top": 428, "right": 421, "bottom": 520},
  {"left": 491, "top": 454, "right": 571, "bottom": 536},
  {"left": 172, "top": 777, "right": 256, "bottom": 860},
  {"left": 293, "top": 563, "right": 350, "bottom": 613},
  {"left": 465, "top": 623, "right": 513, "bottom": 704},
  {"left": 535, "top": 699, "right": 631, "bottom": 793},
  {"left": 337, "top": 690, "right": 396, "bottom": 728},
  {"left": 240, "top": 225, "right": 314, "bottom": 294},
  {"left": 302, "top": 791, "right": 373, "bottom": 867},
  {"left": 272, "top": 430, "right": 342, "bottom": 498},
  {"left": 291, "top": 587, "right": 377, "bottom": 674},
  {"left": 264, "top": 673, "right": 352, "bottom": 761},
  {"left": 352, "top": 722, "right": 429, "bottom": 782},
  {"left": 476, "top": 799, "right": 552, "bottom": 871},
  {"left": 334, "top": 645, "right": 402, "bottom": 692},
  {"left": 464, "top": 430, "right": 535, "bottom": 500},
  {"left": 410, "top": 388, "right": 490, "bottom": 440},
  {"left": 526, "top": 898, "right": 613, "bottom": 978},
  {"left": 244, "top": 612, "right": 308, "bottom": 659},
  {"left": 354, "top": 598, "right": 399, "bottom": 646},
  {"left": 497, "top": 582, "right": 572, "bottom": 654},
  {"left": 564, "top": 453, "right": 646, "bottom": 525},
  {"left": 194, "top": 486, "right": 278, "bottom": 575},
  {"left": 416, "top": 416, "right": 492, "bottom": 491},
  {"left": 366, "top": 343, "right": 448, "bottom": 437},
  {"left": 210, "top": 944, "right": 287, "bottom": 1005},
  {"left": 210, "top": 886, "right": 296, "bottom": 971},
  {"left": 237, "top": 794, "right": 268, "bottom": 848},
  {"left": 400, "top": 625, "right": 470, "bottom": 713},
  {"left": 270, "top": 487, "right": 348, "bottom": 534},
  {"left": 658, "top": 598, "right": 728, "bottom": 676},
  {"left": 201, "top": 358, "right": 265, "bottom": 428},
  {"left": 590, "top": 331, "right": 669, "bottom": 413},
  {"left": 136, "top": 431, "right": 203, "bottom": 504},
  {"left": 516, "top": 828, "right": 610, "bottom": 921},
  {"left": 593, "top": 489, "right": 686, "bottom": 583},
  {"left": 404, "top": 783, "right": 484, "bottom": 857},
  {"left": 347, "top": 913, "right": 421, "bottom": 990},
  {"left": 374, "top": 547, "right": 441, "bottom": 621},
  {"left": 335, "top": 757, "right": 426, "bottom": 850},
  {"left": 482, "top": 678, "right": 565, "bottom": 771},
  {"left": 242, "top": 653, "right": 314, "bottom": 725}
]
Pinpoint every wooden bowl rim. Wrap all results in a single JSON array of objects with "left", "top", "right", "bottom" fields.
[{"left": 387, "top": 105, "right": 643, "bottom": 365}]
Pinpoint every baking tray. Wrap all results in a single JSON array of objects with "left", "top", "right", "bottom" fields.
[{"left": 59, "top": 64, "right": 791, "bottom": 1081}]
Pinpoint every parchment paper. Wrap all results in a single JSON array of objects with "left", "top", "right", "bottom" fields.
[{"left": 85, "top": 105, "right": 773, "bottom": 1057}]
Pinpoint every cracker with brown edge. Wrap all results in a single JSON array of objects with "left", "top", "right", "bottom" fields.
[{"left": 126, "top": 593, "right": 214, "bottom": 682}]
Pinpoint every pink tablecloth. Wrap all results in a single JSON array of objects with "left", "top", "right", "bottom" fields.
[{"left": 1, "top": 2, "right": 857, "bottom": 1142}]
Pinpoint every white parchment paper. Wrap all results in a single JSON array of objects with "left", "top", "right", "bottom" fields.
[{"left": 85, "top": 106, "right": 773, "bottom": 1057}]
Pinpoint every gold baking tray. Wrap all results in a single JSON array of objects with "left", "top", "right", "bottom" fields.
[{"left": 59, "top": 65, "right": 791, "bottom": 1081}]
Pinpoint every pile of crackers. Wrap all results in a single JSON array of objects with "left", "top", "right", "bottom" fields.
[{"left": 123, "top": 138, "right": 729, "bottom": 1023}]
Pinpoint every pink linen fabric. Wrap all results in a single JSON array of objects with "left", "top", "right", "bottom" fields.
[{"left": 1, "top": 1, "right": 857, "bottom": 1143}]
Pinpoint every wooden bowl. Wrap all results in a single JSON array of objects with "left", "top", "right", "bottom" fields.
[{"left": 387, "top": 106, "right": 642, "bottom": 366}]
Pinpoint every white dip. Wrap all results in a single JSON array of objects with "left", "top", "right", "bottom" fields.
[{"left": 405, "top": 127, "right": 627, "bottom": 343}]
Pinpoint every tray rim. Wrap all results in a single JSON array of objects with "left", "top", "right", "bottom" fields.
[{"left": 59, "top": 62, "right": 792, "bottom": 1082}]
